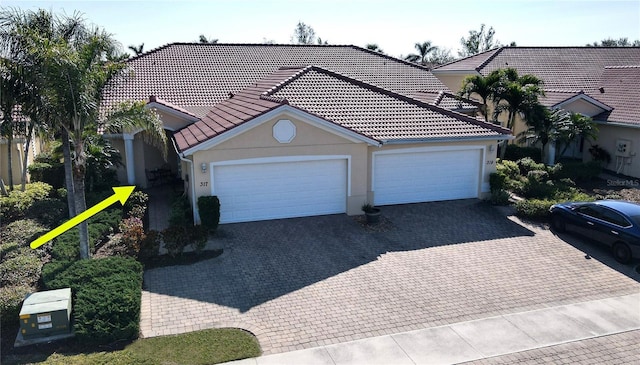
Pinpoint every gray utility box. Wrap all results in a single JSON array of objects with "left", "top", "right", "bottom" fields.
[{"left": 19, "top": 288, "right": 72, "bottom": 339}]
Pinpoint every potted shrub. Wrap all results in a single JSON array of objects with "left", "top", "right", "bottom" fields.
[{"left": 361, "top": 202, "right": 381, "bottom": 225}]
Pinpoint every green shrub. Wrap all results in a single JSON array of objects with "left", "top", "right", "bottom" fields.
[
  {"left": 496, "top": 159, "right": 520, "bottom": 180},
  {"left": 490, "top": 190, "right": 511, "bottom": 205},
  {"left": 517, "top": 157, "right": 546, "bottom": 175},
  {"left": 515, "top": 199, "right": 556, "bottom": 219},
  {"left": 0, "top": 252, "right": 42, "bottom": 287},
  {"left": 26, "top": 197, "right": 68, "bottom": 227},
  {"left": 139, "top": 230, "right": 161, "bottom": 258},
  {"left": 27, "top": 160, "right": 65, "bottom": 189},
  {"left": 588, "top": 144, "right": 611, "bottom": 165},
  {"left": 527, "top": 169, "right": 549, "bottom": 182},
  {"left": 0, "top": 182, "right": 54, "bottom": 222},
  {"left": 162, "top": 225, "right": 189, "bottom": 257},
  {"left": 189, "top": 225, "right": 209, "bottom": 253},
  {"left": 197, "top": 195, "right": 220, "bottom": 233},
  {"left": 51, "top": 209, "right": 122, "bottom": 260},
  {"left": 169, "top": 195, "right": 193, "bottom": 227},
  {"left": 489, "top": 172, "right": 507, "bottom": 193},
  {"left": 0, "top": 285, "right": 32, "bottom": 326},
  {"left": 504, "top": 144, "right": 542, "bottom": 162},
  {"left": 42, "top": 257, "right": 143, "bottom": 345},
  {"left": 554, "top": 160, "right": 602, "bottom": 181},
  {"left": 1, "top": 218, "right": 49, "bottom": 246}
]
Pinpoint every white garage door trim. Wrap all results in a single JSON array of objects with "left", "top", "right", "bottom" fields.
[
  {"left": 372, "top": 146, "right": 486, "bottom": 206},
  {"left": 210, "top": 155, "right": 351, "bottom": 223}
]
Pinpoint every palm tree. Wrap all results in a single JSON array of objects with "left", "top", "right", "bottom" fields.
[
  {"left": 556, "top": 112, "right": 597, "bottom": 157},
  {"left": 491, "top": 68, "right": 544, "bottom": 132},
  {"left": 198, "top": 35, "right": 218, "bottom": 44},
  {"left": 458, "top": 71, "right": 501, "bottom": 123},
  {"left": 405, "top": 41, "right": 437, "bottom": 65},
  {"left": 16, "top": 10, "right": 167, "bottom": 259},
  {"left": 518, "top": 105, "right": 566, "bottom": 163},
  {"left": 365, "top": 43, "right": 384, "bottom": 54},
  {"left": 128, "top": 43, "right": 144, "bottom": 56}
]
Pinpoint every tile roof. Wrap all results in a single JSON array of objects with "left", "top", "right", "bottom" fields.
[
  {"left": 410, "top": 91, "right": 481, "bottom": 110},
  {"left": 434, "top": 47, "right": 640, "bottom": 125},
  {"left": 102, "top": 43, "right": 449, "bottom": 115},
  {"left": 173, "top": 66, "right": 511, "bottom": 151},
  {"left": 592, "top": 65, "right": 640, "bottom": 125}
]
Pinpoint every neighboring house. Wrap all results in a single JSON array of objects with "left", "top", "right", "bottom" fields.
[
  {"left": 432, "top": 47, "right": 640, "bottom": 177},
  {"left": 103, "top": 43, "right": 511, "bottom": 224}
]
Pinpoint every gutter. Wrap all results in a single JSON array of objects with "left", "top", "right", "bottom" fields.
[
  {"left": 593, "top": 120, "right": 640, "bottom": 130},
  {"left": 171, "top": 137, "right": 198, "bottom": 225}
]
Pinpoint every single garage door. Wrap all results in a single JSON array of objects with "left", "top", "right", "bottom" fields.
[
  {"left": 212, "top": 158, "right": 347, "bottom": 223},
  {"left": 373, "top": 148, "right": 481, "bottom": 205}
]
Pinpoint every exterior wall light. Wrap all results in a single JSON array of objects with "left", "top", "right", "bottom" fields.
[{"left": 201, "top": 163, "right": 207, "bottom": 173}]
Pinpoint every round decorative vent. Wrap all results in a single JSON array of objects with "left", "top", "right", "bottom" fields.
[{"left": 273, "top": 119, "right": 296, "bottom": 143}]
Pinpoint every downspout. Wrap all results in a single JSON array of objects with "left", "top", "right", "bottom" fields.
[{"left": 171, "top": 138, "right": 198, "bottom": 225}]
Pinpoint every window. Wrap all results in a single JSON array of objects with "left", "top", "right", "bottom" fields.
[
  {"left": 600, "top": 208, "right": 631, "bottom": 227},
  {"left": 577, "top": 205, "right": 602, "bottom": 219}
]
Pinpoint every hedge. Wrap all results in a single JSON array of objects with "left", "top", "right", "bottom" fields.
[
  {"left": 197, "top": 195, "right": 220, "bottom": 233},
  {"left": 0, "top": 182, "right": 54, "bottom": 223},
  {"left": 503, "top": 144, "right": 542, "bottom": 162},
  {"left": 42, "top": 257, "right": 143, "bottom": 345},
  {"left": 51, "top": 209, "right": 122, "bottom": 261}
]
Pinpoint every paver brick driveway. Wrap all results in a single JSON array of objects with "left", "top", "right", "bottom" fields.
[{"left": 141, "top": 200, "right": 640, "bottom": 354}]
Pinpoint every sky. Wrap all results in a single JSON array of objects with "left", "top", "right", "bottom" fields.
[{"left": 2, "top": 0, "right": 639, "bottom": 58}]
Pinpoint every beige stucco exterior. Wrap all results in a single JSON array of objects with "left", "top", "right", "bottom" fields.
[
  {"left": 586, "top": 124, "right": 640, "bottom": 178},
  {"left": 190, "top": 111, "right": 370, "bottom": 219},
  {"left": 179, "top": 109, "right": 500, "bottom": 223},
  {"left": 0, "top": 137, "right": 43, "bottom": 187}
]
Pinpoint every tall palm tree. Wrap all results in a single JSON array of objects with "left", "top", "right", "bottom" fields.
[
  {"left": 365, "top": 43, "right": 384, "bottom": 54},
  {"left": 405, "top": 41, "right": 437, "bottom": 65},
  {"left": 6, "top": 9, "right": 167, "bottom": 259},
  {"left": 491, "top": 68, "right": 544, "bottom": 132},
  {"left": 518, "top": 105, "right": 565, "bottom": 163},
  {"left": 127, "top": 43, "right": 144, "bottom": 56},
  {"left": 458, "top": 71, "right": 501, "bottom": 123}
]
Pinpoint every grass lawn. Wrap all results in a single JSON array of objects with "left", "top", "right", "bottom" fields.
[{"left": 3, "top": 328, "right": 261, "bottom": 365}]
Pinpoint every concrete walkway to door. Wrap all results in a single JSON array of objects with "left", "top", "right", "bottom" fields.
[{"left": 140, "top": 200, "right": 640, "bottom": 356}]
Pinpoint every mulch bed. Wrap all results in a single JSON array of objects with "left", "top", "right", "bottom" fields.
[{"left": 577, "top": 177, "right": 640, "bottom": 202}]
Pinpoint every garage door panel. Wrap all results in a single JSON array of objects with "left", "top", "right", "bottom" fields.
[
  {"left": 374, "top": 149, "right": 481, "bottom": 205},
  {"left": 213, "top": 159, "right": 347, "bottom": 223}
]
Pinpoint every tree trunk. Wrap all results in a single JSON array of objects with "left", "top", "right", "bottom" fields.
[
  {"left": 20, "top": 123, "right": 34, "bottom": 191},
  {"left": 7, "top": 133, "right": 14, "bottom": 191},
  {"left": 61, "top": 129, "right": 76, "bottom": 217},
  {"left": 72, "top": 136, "right": 90, "bottom": 259}
]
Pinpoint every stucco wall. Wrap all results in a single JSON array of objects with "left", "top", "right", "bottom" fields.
[
  {"left": 586, "top": 124, "right": 640, "bottom": 178},
  {"left": 192, "top": 112, "right": 370, "bottom": 218},
  {"left": 0, "top": 137, "right": 40, "bottom": 186}
]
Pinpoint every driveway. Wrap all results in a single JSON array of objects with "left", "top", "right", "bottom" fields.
[{"left": 141, "top": 200, "right": 640, "bottom": 354}]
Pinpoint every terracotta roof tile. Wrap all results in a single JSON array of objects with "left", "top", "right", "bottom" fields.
[
  {"left": 593, "top": 65, "right": 640, "bottom": 125},
  {"left": 173, "top": 65, "right": 510, "bottom": 151},
  {"left": 103, "top": 43, "right": 447, "bottom": 111},
  {"left": 436, "top": 47, "right": 640, "bottom": 125}
]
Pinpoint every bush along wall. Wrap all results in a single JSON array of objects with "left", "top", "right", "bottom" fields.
[
  {"left": 198, "top": 195, "right": 220, "bottom": 233},
  {"left": 41, "top": 257, "right": 143, "bottom": 345}
]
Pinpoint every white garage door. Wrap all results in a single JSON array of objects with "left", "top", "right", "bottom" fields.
[
  {"left": 212, "top": 158, "right": 347, "bottom": 223},
  {"left": 373, "top": 148, "right": 481, "bottom": 206}
]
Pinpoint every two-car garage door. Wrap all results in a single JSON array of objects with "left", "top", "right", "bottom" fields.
[
  {"left": 373, "top": 148, "right": 482, "bottom": 206},
  {"left": 212, "top": 158, "right": 347, "bottom": 223}
]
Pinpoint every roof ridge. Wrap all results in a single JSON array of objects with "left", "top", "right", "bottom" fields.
[
  {"left": 263, "top": 66, "right": 314, "bottom": 95},
  {"left": 475, "top": 47, "right": 504, "bottom": 72},
  {"left": 348, "top": 45, "right": 433, "bottom": 71},
  {"left": 604, "top": 65, "right": 640, "bottom": 69},
  {"left": 126, "top": 43, "right": 174, "bottom": 62}
]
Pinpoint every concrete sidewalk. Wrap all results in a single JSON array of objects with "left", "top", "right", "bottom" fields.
[{"left": 226, "top": 293, "right": 640, "bottom": 365}]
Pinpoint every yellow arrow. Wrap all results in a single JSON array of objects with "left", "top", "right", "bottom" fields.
[{"left": 30, "top": 186, "right": 136, "bottom": 249}]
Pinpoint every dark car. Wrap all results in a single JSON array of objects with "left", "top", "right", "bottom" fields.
[{"left": 549, "top": 200, "right": 640, "bottom": 263}]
